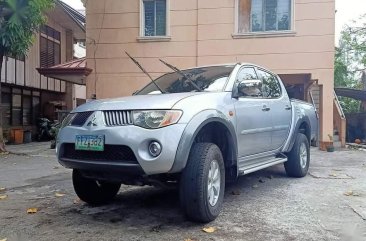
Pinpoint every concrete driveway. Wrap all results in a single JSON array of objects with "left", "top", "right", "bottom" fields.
[{"left": 0, "top": 145, "right": 365, "bottom": 241}]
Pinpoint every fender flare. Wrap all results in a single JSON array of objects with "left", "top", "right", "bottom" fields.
[
  {"left": 285, "top": 116, "right": 311, "bottom": 152},
  {"left": 169, "top": 110, "right": 238, "bottom": 173}
]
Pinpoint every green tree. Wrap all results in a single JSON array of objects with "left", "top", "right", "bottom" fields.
[
  {"left": 334, "top": 43, "right": 362, "bottom": 113},
  {"left": 341, "top": 14, "right": 366, "bottom": 70},
  {"left": 334, "top": 46, "right": 350, "bottom": 88},
  {"left": 335, "top": 14, "right": 366, "bottom": 114},
  {"left": 0, "top": 0, "right": 54, "bottom": 150}
]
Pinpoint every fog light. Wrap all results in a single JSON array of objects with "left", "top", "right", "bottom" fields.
[{"left": 149, "top": 141, "right": 162, "bottom": 157}]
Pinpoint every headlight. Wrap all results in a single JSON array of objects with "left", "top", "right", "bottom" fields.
[
  {"left": 60, "top": 113, "right": 76, "bottom": 129},
  {"left": 132, "top": 110, "right": 182, "bottom": 129}
]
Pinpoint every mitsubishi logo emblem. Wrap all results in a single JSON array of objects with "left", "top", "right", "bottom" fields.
[{"left": 86, "top": 111, "right": 102, "bottom": 127}]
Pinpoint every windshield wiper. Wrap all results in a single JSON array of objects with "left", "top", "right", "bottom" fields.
[
  {"left": 125, "top": 52, "right": 165, "bottom": 94},
  {"left": 159, "top": 59, "right": 202, "bottom": 92}
]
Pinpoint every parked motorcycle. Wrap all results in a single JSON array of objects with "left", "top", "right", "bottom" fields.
[
  {"left": 36, "top": 118, "right": 60, "bottom": 147},
  {"left": 49, "top": 122, "right": 60, "bottom": 149}
]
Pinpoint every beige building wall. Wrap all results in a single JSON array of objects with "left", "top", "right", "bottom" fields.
[{"left": 85, "top": 0, "right": 335, "bottom": 146}]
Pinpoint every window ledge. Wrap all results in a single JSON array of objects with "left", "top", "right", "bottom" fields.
[
  {"left": 232, "top": 31, "right": 296, "bottom": 39},
  {"left": 137, "top": 36, "right": 172, "bottom": 42}
]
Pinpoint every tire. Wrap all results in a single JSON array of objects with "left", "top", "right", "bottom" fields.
[
  {"left": 72, "top": 170, "right": 121, "bottom": 205},
  {"left": 180, "top": 143, "right": 225, "bottom": 223},
  {"left": 285, "top": 133, "right": 310, "bottom": 177}
]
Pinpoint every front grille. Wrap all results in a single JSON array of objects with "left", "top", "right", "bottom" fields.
[
  {"left": 61, "top": 143, "right": 138, "bottom": 164},
  {"left": 71, "top": 111, "right": 94, "bottom": 126},
  {"left": 103, "top": 110, "right": 133, "bottom": 126}
]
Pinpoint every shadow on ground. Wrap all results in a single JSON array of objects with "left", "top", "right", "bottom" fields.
[{"left": 46, "top": 164, "right": 288, "bottom": 230}]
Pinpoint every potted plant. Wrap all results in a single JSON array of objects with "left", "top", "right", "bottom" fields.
[{"left": 326, "top": 134, "right": 335, "bottom": 152}]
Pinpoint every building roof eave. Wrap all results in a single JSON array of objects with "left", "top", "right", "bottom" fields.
[
  {"left": 56, "top": 0, "right": 85, "bottom": 32},
  {"left": 37, "top": 58, "right": 92, "bottom": 86},
  {"left": 47, "top": 0, "right": 86, "bottom": 41},
  {"left": 335, "top": 88, "right": 366, "bottom": 101}
]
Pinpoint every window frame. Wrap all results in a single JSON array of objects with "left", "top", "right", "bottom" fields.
[
  {"left": 1, "top": 85, "right": 43, "bottom": 127},
  {"left": 234, "top": 0, "right": 295, "bottom": 37},
  {"left": 1, "top": 87, "right": 12, "bottom": 127},
  {"left": 11, "top": 88, "right": 22, "bottom": 126},
  {"left": 22, "top": 89, "right": 33, "bottom": 126},
  {"left": 139, "top": 0, "right": 171, "bottom": 41},
  {"left": 40, "top": 25, "right": 61, "bottom": 68}
]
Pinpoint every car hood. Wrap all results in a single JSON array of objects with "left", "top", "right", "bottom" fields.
[{"left": 73, "top": 92, "right": 204, "bottom": 112}]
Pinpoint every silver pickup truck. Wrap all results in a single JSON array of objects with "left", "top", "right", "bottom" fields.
[{"left": 57, "top": 62, "right": 318, "bottom": 223}]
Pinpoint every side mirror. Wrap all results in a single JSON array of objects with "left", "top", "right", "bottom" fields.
[{"left": 232, "top": 79, "right": 262, "bottom": 98}]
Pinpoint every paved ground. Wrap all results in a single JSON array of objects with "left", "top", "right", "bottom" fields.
[{"left": 0, "top": 143, "right": 365, "bottom": 241}]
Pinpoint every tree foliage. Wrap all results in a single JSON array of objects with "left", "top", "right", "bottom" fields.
[
  {"left": 334, "top": 47, "right": 351, "bottom": 88},
  {"left": 0, "top": 0, "right": 53, "bottom": 147},
  {"left": 341, "top": 14, "right": 366, "bottom": 69},
  {"left": 0, "top": 0, "right": 54, "bottom": 58},
  {"left": 334, "top": 14, "right": 366, "bottom": 114}
]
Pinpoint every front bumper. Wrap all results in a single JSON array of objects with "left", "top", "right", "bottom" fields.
[{"left": 57, "top": 124, "right": 186, "bottom": 175}]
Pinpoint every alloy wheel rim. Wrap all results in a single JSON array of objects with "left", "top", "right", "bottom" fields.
[
  {"left": 300, "top": 143, "right": 308, "bottom": 169},
  {"left": 207, "top": 160, "right": 221, "bottom": 207}
]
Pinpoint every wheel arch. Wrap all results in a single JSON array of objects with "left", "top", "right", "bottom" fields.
[
  {"left": 170, "top": 110, "right": 238, "bottom": 179},
  {"left": 285, "top": 116, "right": 311, "bottom": 152},
  {"left": 298, "top": 121, "right": 311, "bottom": 143}
]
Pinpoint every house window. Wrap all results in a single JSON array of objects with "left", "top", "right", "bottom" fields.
[
  {"left": 23, "top": 91, "right": 32, "bottom": 126},
  {"left": 142, "top": 0, "right": 167, "bottom": 36},
  {"left": 12, "top": 89, "right": 22, "bottom": 126},
  {"left": 32, "top": 93, "right": 40, "bottom": 125},
  {"left": 1, "top": 87, "right": 41, "bottom": 126},
  {"left": 40, "top": 25, "right": 61, "bottom": 67},
  {"left": 1, "top": 87, "right": 11, "bottom": 127},
  {"left": 238, "top": 0, "right": 292, "bottom": 33}
]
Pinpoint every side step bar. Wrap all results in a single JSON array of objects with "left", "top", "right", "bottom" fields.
[{"left": 238, "top": 156, "right": 287, "bottom": 176}]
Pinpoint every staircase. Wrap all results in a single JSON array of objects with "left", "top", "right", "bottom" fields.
[
  {"left": 310, "top": 85, "right": 320, "bottom": 113},
  {"left": 310, "top": 85, "right": 346, "bottom": 149},
  {"left": 333, "top": 130, "right": 342, "bottom": 149},
  {"left": 333, "top": 91, "right": 346, "bottom": 148}
]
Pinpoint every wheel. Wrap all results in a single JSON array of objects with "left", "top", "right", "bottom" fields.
[
  {"left": 180, "top": 143, "right": 225, "bottom": 223},
  {"left": 285, "top": 133, "right": 310, "bottom": 177},
  {"left": 72, "top": 170, "right": 121, "bottom": 205}
]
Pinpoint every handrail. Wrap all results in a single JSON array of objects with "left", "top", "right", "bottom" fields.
[
  {"left": 333, "top": 90, "right": 346, "bottom": 119},
  {"left": 309, "top": 91, "right": 319, "bottom": 119}
]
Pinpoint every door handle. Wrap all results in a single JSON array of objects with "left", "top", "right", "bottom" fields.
[
  {"left": 262, "top": 105, "right": 270, "bottom": 111},
  {"left": 285, "top": 105, "right": 292, "bottom": 110}
]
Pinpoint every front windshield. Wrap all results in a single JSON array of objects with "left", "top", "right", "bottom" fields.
[{"left": 136, "top": 65, "right": 235, "bottom": 95}]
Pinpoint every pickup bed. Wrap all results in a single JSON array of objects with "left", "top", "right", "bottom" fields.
[{"left": 57, "top": 63, "right": 318, "bottom": 223}]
